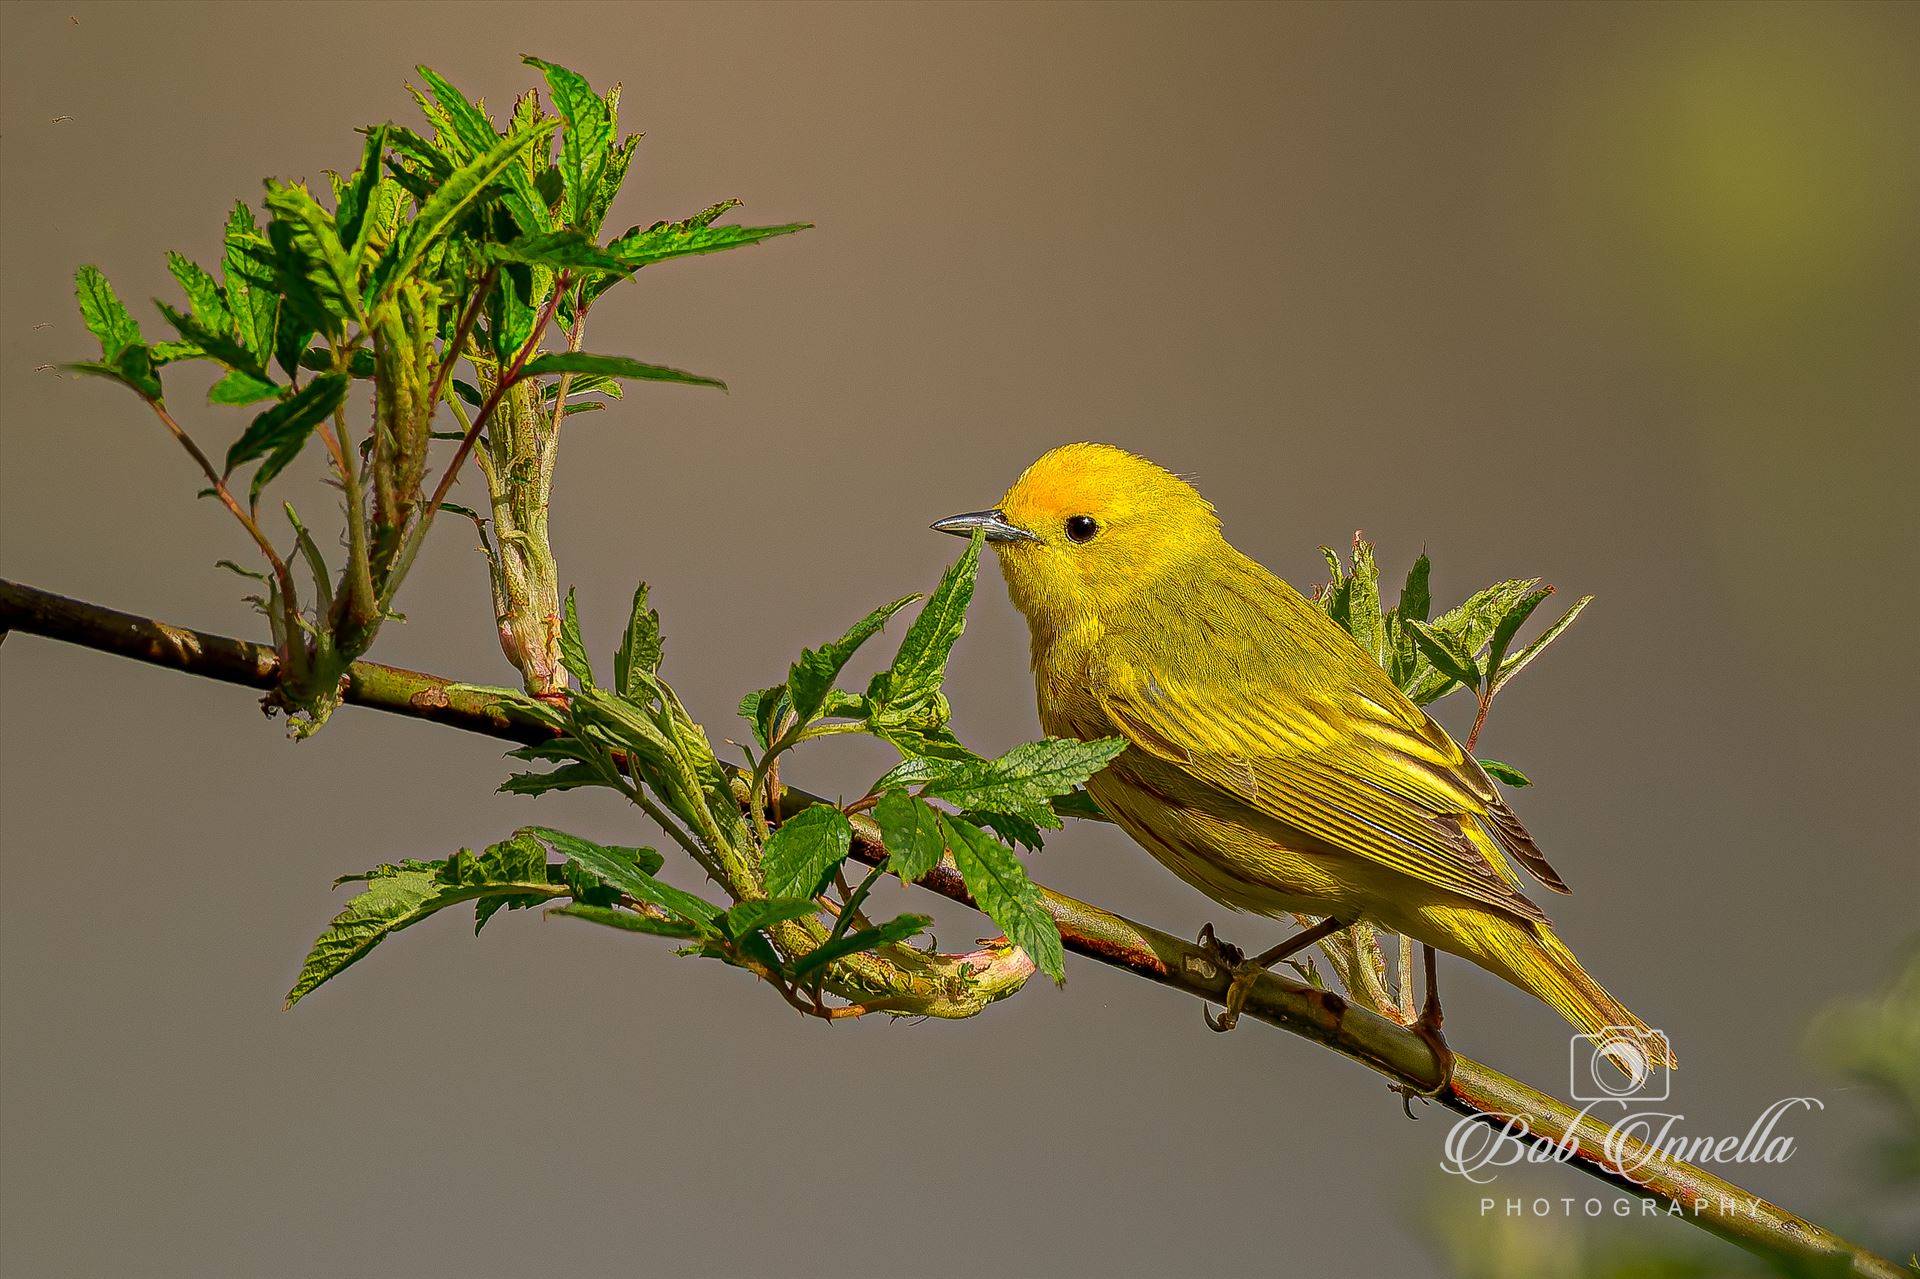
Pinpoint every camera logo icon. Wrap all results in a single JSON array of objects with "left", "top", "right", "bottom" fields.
[{"left": 1569, "top": 1026, "right": 1671, "bottom": 1103}]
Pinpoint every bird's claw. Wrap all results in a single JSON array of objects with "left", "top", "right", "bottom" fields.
[
  {"left": 1388, "top": 1012, "right": 1455, "bottom": 1104},
  {"left": 1197, "top": 922, "right": 1255, "bottom": 1032}
]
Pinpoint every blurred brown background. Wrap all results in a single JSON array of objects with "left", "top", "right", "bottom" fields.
[{"left": 2, "top": 2, "right": 1915, "bottom": 1274}]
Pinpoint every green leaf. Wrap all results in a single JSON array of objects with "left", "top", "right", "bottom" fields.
[
  {"left": 1049, "top": 788, "right": 1110, "bottom": 823},
  {"left": 263, "top": 180, "right": 361, "bottom": 329},
  {"left": 487, "top": 261, "right": 538, "bottom": 365},
  {"left": 739, "top": 685, "right": 784, "bottom": 751},
  {"left": 609, "top": 212, "right": 811, "bottom": 269},
  {"left": 613, "top": 581, "right": 663, "bottom": 698},
  {"left": 207, "top": 370, "right": 279, "bottom": 406},
  {"left": 414, "top": 65, "right": 550, "bottom": 235},
  {"left": 225, "top": 373, "right": 350, "bottom": 499},
  {"left": 67, "top": 344, "right": 164, "bottom": 400},
  {"left": 790, "top": 914, "right": 932, "bottom": 978},
  {"left": 585, "top": 132, "right": 641, "bottom": 241},
  {"left": 522, "top": 825, "right": 718, "bottom": 924},
  {"left": 285, "top": 835, "right": 560, "bottom": 1008},
  {"left": 1489, "top": 594, "right": 1592, "bottom": 695},
  {"left": 867, "top": 531, "right": 979, "bottom": 717},
  {"left": 1344, "top": 537, "right": 1384, "bottom": 665},
  {"left": 784, "top": 596, "right": 917, "bottom": 734},
  {"left": 558, "top": 587, "right": 594, "bottom": 687},
  {"left": 1403, "top": 617, "right": 1482, "bottom": 693},
  {"left": 156, "top": 301, "right": 267, "bottom": 380},
  {"left": 520, "top": 351, "right": 726, "bottom": 391},
  {"left": 874, "top": 790, "right": 945, "bottom": 882},
  {"left": 486, "top": 228, "right": 629, "bottom": 273},
  {"left": 719, "top": 898, "right": 822, "bottom": 940},
  {"left": 337, "top": 125, "right": 389, "bottom": 259},
  {"left": 383, "top": 118, "right": 558, "bottom": 293},
  {"left": 549, "top": 903, "right": 702, "bottom": 939},
  {"left": 1484, "top": 587, "right": 1553, "bottom": 686},
  {"left": 498, "top": 762, "right": 603, "bottom": 795},
  {"left": 1478, "top": 758, "right": 1533, "bottom": 788},
  {"left": 165, "top": 251, "right": 231, "bottom": 334},
  {"left": 523, "top": 57, "right": 614, "bottom": 227},
  {"left": 222, "top": 202, "right": 277, "bottom": 364},
  {"left": 922, "top": 737, "right": 1127, "bottom": 814},
  {"left": 941, "top": 814, "right": 1064, "bottom": 985},
  {"left": 74, "top": 266, "right": 142, "bottom": 361},
  {"left": 761, "top": 805, "right": 853, "bottom": 901},
  {"left": 298, "top": 347, "right": 376, "bottom": 378},
  {"left": 1399, "top": 553, "right": 1432, "bottom": 624}
]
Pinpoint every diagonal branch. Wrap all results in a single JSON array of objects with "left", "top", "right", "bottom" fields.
[{"left": 0, "top": 576, "right": 1899, "bottom": 1279}]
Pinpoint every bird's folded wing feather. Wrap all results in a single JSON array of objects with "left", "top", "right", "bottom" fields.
[{"left": 1100, "top": 650, "right": 1562, "bottom": 926}]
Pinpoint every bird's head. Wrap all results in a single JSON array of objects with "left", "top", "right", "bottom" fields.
[{"left": 932, "top": 443, "right": 1221, "bottom": 632}]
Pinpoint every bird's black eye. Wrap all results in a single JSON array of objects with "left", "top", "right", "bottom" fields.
[{"left": 1064, "top": 515, "right": 1099, "bottom": 543}]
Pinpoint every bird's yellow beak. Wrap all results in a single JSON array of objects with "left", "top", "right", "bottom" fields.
[{"left": 930, "top": 508, "right": 1040, "bottom": 543}]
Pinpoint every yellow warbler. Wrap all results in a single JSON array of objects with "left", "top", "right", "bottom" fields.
[{"left": 934, "top": 442, "right": 1673, "bottom": 1078}]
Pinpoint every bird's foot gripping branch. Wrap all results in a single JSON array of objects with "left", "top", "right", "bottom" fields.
[
  {"left": 67, "top": 58, "right": 805, "bottom": 733},
  {"left": 287, "top": 534, "right": 1124, "bottom": 1019}
]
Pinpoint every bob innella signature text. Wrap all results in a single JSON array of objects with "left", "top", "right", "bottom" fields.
[{"left": 1441, "top": 1098, "right": 1824, "bottom": 1186}]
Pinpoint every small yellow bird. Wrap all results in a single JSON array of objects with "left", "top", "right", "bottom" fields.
[{"left": 935, "top": 442, "right": 1673, "bottom": 1078}]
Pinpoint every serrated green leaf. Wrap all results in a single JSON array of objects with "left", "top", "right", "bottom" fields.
[
  {"left": 1049, "top": 788, "right": 1110, "bottom": 823},
  {"left": 156, "top": 301, "right": 267, "bottom": 380},
  {"left": 1345, "top": 537, "right": 1384, "bottom": 664},
  {"left": 720, "top": 898, "right": 822, "bottom": 940},
  {"left": 784, "top": 596, "right": 917, "bottom": 734},
  {"left": 922, "top": 737, "right": 1126, "bottom": 815},
  {"left": 940, "top": 814, "right": 1063, "bottom": 985},
  {"left": 874, "top": 790, "right": 945, "bottom": 882},
  {"left": 207, "top": 370, "right": 279, "bottom": 406},
  {"left": 520, "top": 351, "right": 726, "bottom": 391},
  {"left": 487, "top": 260, "right": 538, "bottom": 365},
  {"left": 263, "top": 180, "right": 361, "bottom": 329},
  {"left": 1477, "top": 758, "right": 1533, "bottom": 788},
  {"left": 584, "top": 132, "right": 640, "bottom": 241},
  {"left": 1397, "top": 553, "right": 1432, "bottom": 627},
  {"left": 523, "top": 57, "right": 614, "bottom": 228},
  {"left": 286, "top": 836, "right": 563, "bottom": 1007},
  {"left": 165, "top": 251, "right": 231, "bottom": 334},
  {"left": 549, "top": 902, "right": 702, "bottom": 939},
  {"left": 415, "top": 65, "right": 550, "bottom": 235},
  {"left": 382, "top": 118, "right": 557, "bottom": 294},
  {"left": 225, "top": 373, "right": 350, "bottom": 499},
  {"left": 790, "top": 914, "right": 932, "bottom": 979},
  {"left": 558, "top": 587, "right": 594, "bottom": 687},
  {"left": 486, "top": 228, "right": 629, "bottom": 273},
  {"left": 338, "top": 125, "right": 389, "bottom": 259},
  {"left": 1404, "top": 617, "right": 1482, "bottom": 693},
  {"left": 1484, "top": 587, "right": 1553, "bottom": 686},
  {"left": 761, "top": 805, "right": 853, "bottom": 901},
  {"left": 739, "top": 685, "right": 784, "bottom": 751},
  {"left": 221, "top": 202, "right": 277, "bottom": 364},
  {"left": 613, "top": 581, "right": 662, "bottom": 698},
  {"left": 964, "top": 807, "right": 1055, "bottom": 850},
  {"left": 498, "top": 762, "right": 602, "bottom": 795},
  {"left": 1489, "top": 594, "right": 1592, "bottom": 695},
  {"left": 867, "top": 532, "right": 979, "bottom": 718},
  {"left": 609, "top": 214, "right": 811, "bottom": 269},
  {"left": 523, "top": 825, "right": 717, "bottom": 924},
  {"left": 74, "top": 266, "right": 141, "bottom": 361}
]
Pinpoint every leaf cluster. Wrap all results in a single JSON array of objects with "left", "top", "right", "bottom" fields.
[
  {"left": 1317, "top": 533, "right": 1592, "bottom": 786},
  {"left": 70, "top": 58, "right": 807, "bottom": 732}
]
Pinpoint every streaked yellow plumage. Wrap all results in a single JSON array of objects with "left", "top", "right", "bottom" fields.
[{"left": 959, "top": 442, "right": 1672, "bottom": 1068}]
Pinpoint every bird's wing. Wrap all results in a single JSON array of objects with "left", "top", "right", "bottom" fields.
[{"left": 1097, "top": 612, "right": 1565, "bottom": 925}]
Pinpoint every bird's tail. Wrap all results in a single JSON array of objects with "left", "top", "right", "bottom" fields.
[{"left": 1431, "top": 906, "right": 1677, "bottom": 1079}]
